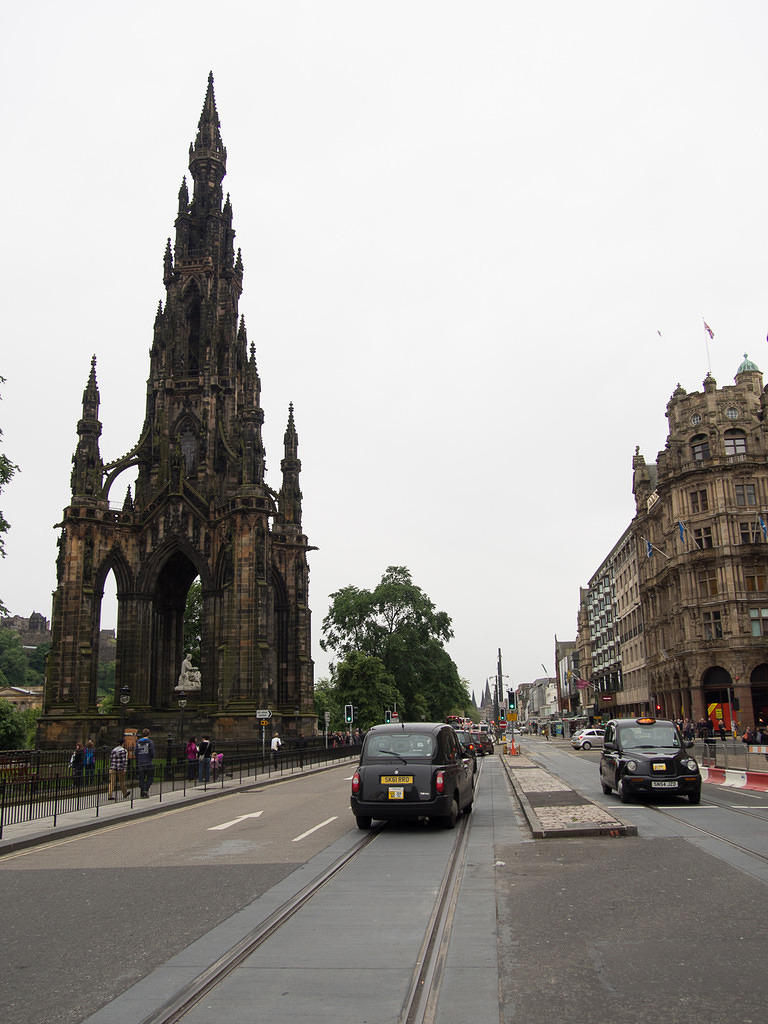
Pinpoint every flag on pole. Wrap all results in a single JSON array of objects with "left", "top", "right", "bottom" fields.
[
  {"left": 575, "top": 678, "right": 592, "bottom": 690},
  {"left": 703, "top": 319, "right": 714, "bottom": 340},
  {"left": 760, "top": 514, "right": 767, "bottom": 541},
  {"left": 646, "top": 539, "right": 653, "bottom": 558},
  {"left": 678, "top": 521, "right": 685, "bottom": 541}
]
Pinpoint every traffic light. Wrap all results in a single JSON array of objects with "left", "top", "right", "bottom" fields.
[
  {"left": 384, "top": 709, "right": 391, "bottom": 724},
  {"left": 353, "top": 707, "right": 359, "bottom": 722},
  {"left": 344, "top": 704, "right": 353, "bottom": 724},
  {"left": 507, "top": 688, "right": 516, "bottom": 710}
]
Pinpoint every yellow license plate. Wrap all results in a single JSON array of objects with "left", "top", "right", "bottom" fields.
[
  {"left": 652, "top": 763, "right": 667, "bottom": 771},
  {"left": 388, "top": 787, "right": 405, "bottom": 800},
  {"left": 380, "top": 775, "right": 413, "bottom": 784}
]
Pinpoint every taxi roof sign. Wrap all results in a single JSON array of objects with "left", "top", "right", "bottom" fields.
[{"left": 635, "top": 717, "right": 656, "bottom": 724}]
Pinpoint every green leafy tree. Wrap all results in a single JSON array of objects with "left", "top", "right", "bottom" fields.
[
  {"left": 321, "top": 566, "right": 469, "bottom": 721},
  {"left": 0, "top": 698, "right": 28, "bottom": 750},
  {"left": 25, "top": 642, "right": 50, "bottom": 687},
  {"left": 0, "top": 376, "right": 20, "bottom": 617},
  {"left": 335, "top": 652, "right": 402, "bottom": 730},
  {"left": 184, "top": 578, "right": 202, "bottom": 666},
  {"left": 0, "top": 628, "right": 29, "bottom": 688}
]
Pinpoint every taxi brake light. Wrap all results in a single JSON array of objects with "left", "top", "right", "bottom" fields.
[
  {"left": 351, "top": 770, "right": 360, "bottom": 795},
  {"left": 435, "top": 770, "right": 446, "bottom": 794}
]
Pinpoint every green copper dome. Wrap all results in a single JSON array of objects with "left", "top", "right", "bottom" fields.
[{"left": 737, "top": 353, "right": 760, "bottom": 374}]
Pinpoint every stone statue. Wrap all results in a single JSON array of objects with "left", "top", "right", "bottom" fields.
[{"left": 176, "top": 653, "right": 202, "bottom": 691}]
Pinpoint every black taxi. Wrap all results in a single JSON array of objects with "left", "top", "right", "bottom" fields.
[
  {"left": 350, "top": 722, "right": 475, "bottom": 830},
  {"left": 599, "top": 717, "right": 701, "bottom": 804}
]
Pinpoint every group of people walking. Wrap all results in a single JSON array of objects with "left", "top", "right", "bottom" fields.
[{"left": 185, "top": 735, "right": 221, "bottom": 782}]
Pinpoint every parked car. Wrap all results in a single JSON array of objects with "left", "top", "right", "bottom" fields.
[
  {"left": 453, "top": 729, "right": 479, "bottom": 772},
  {"left": 470, "top": 731, "right": 493, "bottom": 756},
  {"left": 351, "top": 722, "right": 475, "bottom": 829},
  {"left": 599, "top": 717, "right": 701, "bottom": 804},
  {"left": 570, "top": 727, "right": 605, "bottom": 750}
]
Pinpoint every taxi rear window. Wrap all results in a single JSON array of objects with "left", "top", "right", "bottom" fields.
[{"left": 365, "top": 734, "right": 436, "bottom": 758}]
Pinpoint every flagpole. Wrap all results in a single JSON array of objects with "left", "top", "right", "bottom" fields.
[{"left": 702, "top": 318, "right": 714, "bottom": 375}]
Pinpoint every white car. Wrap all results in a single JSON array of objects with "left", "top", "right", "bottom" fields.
[{"left": 571, "top": 728, "right": 605, "bottom": 750}]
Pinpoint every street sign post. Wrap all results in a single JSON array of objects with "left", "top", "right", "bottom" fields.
[{"left": 256, "top": 709, "right": 272, "bottom": 718}]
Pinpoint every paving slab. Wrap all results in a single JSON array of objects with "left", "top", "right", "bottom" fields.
[{"left": 499, "top": 751, "right": 637, "bottom": 838}]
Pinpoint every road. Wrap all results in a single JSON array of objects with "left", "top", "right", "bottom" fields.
[
  {"left": 0, "top": 763, "right": 356, "bottom": 1024},
  {"left": 4, "top": 743, "right": 768, "bottom": 1024}
]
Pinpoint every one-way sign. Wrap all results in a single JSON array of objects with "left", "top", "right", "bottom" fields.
[{"left": 256, "top": 709, "right": 272, "bottom": 718}]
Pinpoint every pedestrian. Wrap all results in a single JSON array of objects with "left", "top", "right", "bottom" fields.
[
  {"left": 718, "top": 721, "right": 726, "bottom": 742},
  {"left": 198, "top": 735, "right": 213, "bottom": 782},
  {"left": 84, "top": 739, "right": 96, "bottom": 784},
  {"left": 212, "top": 751, "right": 224, "bottom": 781},
  {"left": 70, "top": 742, "right": 84, "bottom": 788},
  {"left": 108, "top": 738, "right": 129, "bottom": 799},
  {"left": 135, "top": 728, "right": 156, "bottom": 798},
  {"left": 542, "top": 725, "right": 549, "bottom": 741},
  {"left": 186, "top": 736, "right": 198, "bottom": 780},
  {"left": 271, "top": 732, "right": 282, "bottom": 768}
]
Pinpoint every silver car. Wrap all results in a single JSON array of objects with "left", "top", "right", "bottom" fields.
[{"left": 571, "top": 727, "right": 605, "bottom": 750}]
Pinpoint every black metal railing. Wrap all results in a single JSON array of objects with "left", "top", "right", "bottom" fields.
[{"left": 0, "top": 743, "right": 361, "bottom": 839}]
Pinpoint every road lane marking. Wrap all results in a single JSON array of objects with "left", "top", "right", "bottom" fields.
[
  {"left": 208, "top": 812, "right": 263, "bottom": 831},
  {"left": 292, "top": 816, "right": 338, "bottom": 842}
]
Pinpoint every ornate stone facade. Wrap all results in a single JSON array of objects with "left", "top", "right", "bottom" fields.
[
  {"left": 578, "top": 356, "right": 768, "bottom": 729},
  {"left": 633, "top": 358, "right": 768, "bottom": 729},
  {"left": 39, "top": 76, "right": 314, "bottom": 746}
]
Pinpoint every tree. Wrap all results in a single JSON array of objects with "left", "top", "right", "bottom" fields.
[
  {"left": 184, "top": 578, "right": 202, "bottom": 666},
  {"left": 0, "top": 376, "right": 19, "bottom": 617},
  {"left": 321, "top": 566, "right": 469, "bottom": 721},
  {"left": 0, "top": 628, "right": 29, "bottom": 688},
  {"left": 0, "top": 698, "right": 28, "bottom": 750},
  {"left": 335, "top": 652, "right": 401, "bottom": 730}
]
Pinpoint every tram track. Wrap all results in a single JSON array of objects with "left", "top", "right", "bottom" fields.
[
  {"left": 136, "top": 770, "right": 480, "bottom": 1024},
  {"left": 643, "top": 798, "right": 768, "bottom": 866}
]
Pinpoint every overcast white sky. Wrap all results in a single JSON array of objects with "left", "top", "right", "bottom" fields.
[{"left": 2, "top": 2, "right": 768, "bottom": 700}]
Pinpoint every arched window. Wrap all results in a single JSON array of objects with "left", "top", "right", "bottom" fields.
[
  {"left": 690, "top": 433, "right": 710, "bottom": 462},
  {"left": 724, "top": 429, "right": 747, "bottom": 457}
]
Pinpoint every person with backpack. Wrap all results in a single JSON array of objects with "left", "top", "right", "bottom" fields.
[{"left": 136, "top": 729, "right": 156, "bottom": 798}]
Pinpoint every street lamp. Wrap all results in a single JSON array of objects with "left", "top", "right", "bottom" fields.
[{"left": 119, "top": 685, "right": 131, "bottom": 742}]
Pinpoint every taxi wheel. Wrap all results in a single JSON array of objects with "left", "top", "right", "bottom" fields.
[
  {"left": 463, "top": 798, "right": 473, "bottom": 815},
  {"left": 617, "top": 778, "right": 632, "bottom": 804},
  {"left": 688, "top": 789, "right": 701, "bottom": 805},
  {"left": 601, "top": 782, "right": 612, "bottom": 795},
  {"left": 355, "top": 815, "right": 372, "bottom": 830},
  {"left": 582, "top": 742, "right": 591, "bottom": 750}
]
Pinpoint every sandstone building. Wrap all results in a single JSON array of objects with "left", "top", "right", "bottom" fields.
[
  {"left": 39, "top": 76, "right": 314, "bottom": 746},
  {"left": 577, "top": 356, "right": 768, "bottom": 729}
]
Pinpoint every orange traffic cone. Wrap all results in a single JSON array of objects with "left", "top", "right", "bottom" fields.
[{"left": 508, "top": 734, "right": 518, "bottom": 756}]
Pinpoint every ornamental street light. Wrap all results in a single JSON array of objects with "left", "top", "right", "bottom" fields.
[{"left": 119, "top": 685, "right": 131, "bottom": 742}]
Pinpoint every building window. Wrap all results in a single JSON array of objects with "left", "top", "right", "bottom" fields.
[
  {"left": 690, "top": 489, "right": 708, "bottom": 513},
  {"left": 749, "top": 607, "right": 768, "bottom": 637},
  {"left": 693, "top": 526, "right": 714, "bottom": 549},
  {"left": 740, "top": 521, "right": 762, "bottom": 544},
  {"left": 745, "top": 573, "right": 768, "bottom": 592},
  {"left": 698, "top": 570, "right": 718, "bottom": 597},
  {"left": 735, "top": 483, "right": 757, "bottom": 506},
  {"left": 725, "top": 407, "right": 739, "bottom": 420},
  {"left": 703, "top": 610, "right": 722, "bottom": 640},
  {"left": 724, "top": 430, "right": 747, "bottom": 457},
  {"left": 691, "top": 435, "right": 710, "bottom": 462}
]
